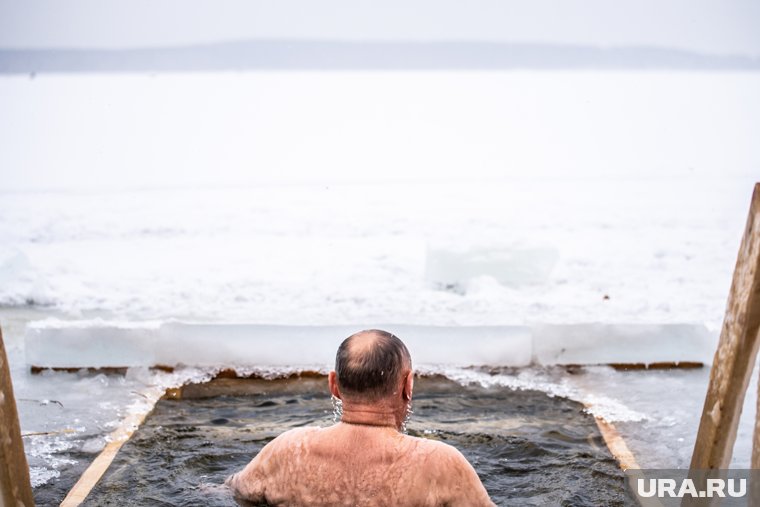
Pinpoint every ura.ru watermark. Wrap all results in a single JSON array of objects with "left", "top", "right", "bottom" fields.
[
  {"left": 637, "top": 478, "right": 745, "bottom": 498},
  {"left": 626, "top": 469, "right": 757, "bottom": 506}
]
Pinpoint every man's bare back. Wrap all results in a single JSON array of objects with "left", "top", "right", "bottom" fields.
[
  {"left": 226, "top": 330, "right": 495, "bottom": 506},
  {"left": 226, "top": 422, "right": 494, "bottom": 506}
]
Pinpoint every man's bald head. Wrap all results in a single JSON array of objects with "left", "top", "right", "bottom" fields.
[{"left": 335, "top": 330, "right": 412, "bottom": 400}]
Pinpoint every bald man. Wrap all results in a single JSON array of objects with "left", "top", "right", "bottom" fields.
[{"left": 225, "top": 329, "right": 495, "bottom": 506}]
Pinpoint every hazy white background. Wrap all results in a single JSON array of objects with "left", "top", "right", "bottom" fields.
[
  {"left": 1, "top": 0, "right": 759, "bottom": 191},
  {"left": 0, "top": 1, "right": 759, "bottom": 486},
  {"left": 0, "top": 0, "right": 757, "bottom": 323},
  {"left": 1, "top": 0, "right": 759, "bottom": 55}
]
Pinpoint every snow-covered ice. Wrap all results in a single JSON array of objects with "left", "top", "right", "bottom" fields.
[
  {"left": 0, "top": 69, "right": 758, "bottom": 489},
  {"left": 0, "top": 178, "right": 752, "bottom": 328}
]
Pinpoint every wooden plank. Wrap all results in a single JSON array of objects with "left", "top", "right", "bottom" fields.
[
  {"left": 588, "top": 408, "right": 663, "bottom": 507},
  {"left": 0, "top": 326, "right": 36, "bottom": 507},
  {"left": 691, "top": 183, "right": 760, "bottom": 470},
  {"left": 592, "top": 413, "right": 640, "bottom": 472},
  {"left": 60, "top": 385, "right": 166, "bottom": 507}
]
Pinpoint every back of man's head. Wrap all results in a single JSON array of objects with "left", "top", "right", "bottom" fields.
[{"left": 335, "top": 330, "right": 412, "bottom": 400}]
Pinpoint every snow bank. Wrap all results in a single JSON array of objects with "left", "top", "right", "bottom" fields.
[
  {"left": 25, "top": 320, "right": 715, "bottom": 368},
  {"left": 533, "top": 323, "right": 716, "bottom": 365}
]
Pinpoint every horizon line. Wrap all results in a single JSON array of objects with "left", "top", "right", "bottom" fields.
[{"left": 1, "top": 39, "right": 759, "bottom": 73}]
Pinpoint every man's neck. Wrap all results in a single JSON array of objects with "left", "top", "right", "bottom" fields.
[{"left": 340, "top": 402, "right": 403, "bottom": 430}]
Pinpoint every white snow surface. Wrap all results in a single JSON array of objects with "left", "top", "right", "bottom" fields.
[
  {"left": 1, "top": 71, "right": 757, "bottom": 329},
  {"left": 0, "top": 178, "right": 752, "bottom": 329},
  {"left": 0, "top": 70, "right": 758, "bottom": 488}
]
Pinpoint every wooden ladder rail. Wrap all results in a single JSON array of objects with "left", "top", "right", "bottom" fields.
[
  {"left": 0, "top": 326, "right": 36, "bottom": 507},
  {"left": 689, "top": 183, "right": 760, "bottom": 472}
]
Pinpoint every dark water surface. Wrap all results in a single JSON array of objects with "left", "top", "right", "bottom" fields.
[{"left": 75, "top": 376, "right": 633, "bottom": 506}]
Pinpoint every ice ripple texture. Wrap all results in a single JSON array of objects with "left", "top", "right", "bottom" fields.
[{"left": 0, "top": 179, "right": 750, "bottom": 329}]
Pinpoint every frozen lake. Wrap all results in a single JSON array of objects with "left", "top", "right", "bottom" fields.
[
  {"left": 1, "top": 71, "right": 758, "bottom": 328},
  {"left": 0, "top": 178, "right": 753, "bottom": 328},
  {"left": 0, "top": 69, "right": 758, "bottom": 495}
]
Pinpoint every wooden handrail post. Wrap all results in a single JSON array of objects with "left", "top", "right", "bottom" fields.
[
  {"left": 689, "top": 183, "right": 760, "bottom": 470},
  {"left": 0, "top": 326, "right": 36, "bottom": 506}
]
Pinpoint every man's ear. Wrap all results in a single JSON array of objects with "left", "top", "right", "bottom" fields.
[
  {"left": 328, "top": 371, "right": 342, "bottom": 399},
  {"left": 402, "top": 371, "right": 414, "bottom": 401}
]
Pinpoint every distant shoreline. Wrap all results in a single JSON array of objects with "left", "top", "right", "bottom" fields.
[{"left": 1, "top": 40, "right": 759, "bottom": 73}]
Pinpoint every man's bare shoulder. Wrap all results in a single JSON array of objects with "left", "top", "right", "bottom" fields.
[
  {"left": 401, "top": 434, "right": 495, "bottom": 506},
  {"left": 274, "top": 425, "right": 322, "bottom": 440},
  {"left": 265, "top": 425, "right": 323, "bottom": 451},
  {"left": 241, "top": 426, "right": 323, "bottom": 467},
  {"left": 225, "top": 426, "right": 323, "bottom": 495},
  {"left": 402, "top": 433, "right": 463, "bottom": 457}
]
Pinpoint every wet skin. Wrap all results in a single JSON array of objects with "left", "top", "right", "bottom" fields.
[{"left": 226, "top": 370, "right": 495, "bottom": 506}]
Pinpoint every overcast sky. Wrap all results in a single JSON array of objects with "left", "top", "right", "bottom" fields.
[{"left": 1, "top": 0, "right": 759, "bottom": 56}]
